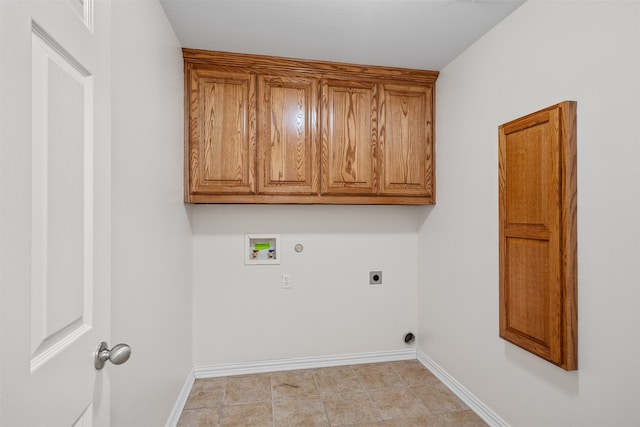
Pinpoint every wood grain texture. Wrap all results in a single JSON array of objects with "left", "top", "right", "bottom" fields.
[
  {"left": 186, "top": 65, "right": 255, "bottom": 199},
  {"left": 379, "top": 82, "right": 434, "bottom": 197},
  {"left": 183, "top": 49, "right": 438, "bottom": 84},
  {"left": 257, "top": 75, "right": 319, "bottom": 195},
  {"left": 498, "top": 101, "right": 577, "bottom": 370},
  {"left": 184, "top": 50, "right": 437, "bottom": 204},
  {"left": 321, "top": 79, "right": 378, "bottom": 195},
  {"left": 186, "top": 193, "right": 434, "bottom": 205}
]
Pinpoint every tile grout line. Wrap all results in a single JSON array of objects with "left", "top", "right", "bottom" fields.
[
  {"left": 310, "top": 367, "right": 332, "bottom": 427},
  {"left": 221, "top": 376, "right": 228, "bottom": 425},
  {"left": 351, "top": 364, "right": 385, "bottom": 425},
  {"left": 270, "top": 373, "right": 276, "bottom": 427},
  {"left": 389, "top": 362, "right": 432, "bottom": 416}
]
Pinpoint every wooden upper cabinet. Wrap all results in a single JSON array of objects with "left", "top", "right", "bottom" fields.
[
  {"left": 258, "top": 75, "right": 319, "bottom": 195},
  {"left": 498, "top": 101, "right": 577, "bottom": 371},
  {"left": 183, "top": 49, "right": 438, "bottom": 204},
  {"left": 379, "top": 83, "right": 434, "bottom": 197},
  {"left": 185, "top": 64, "right": 256, "bottom": 200},
  {"left": 321, "top": 79, "right": 378, "bottom": 195}
]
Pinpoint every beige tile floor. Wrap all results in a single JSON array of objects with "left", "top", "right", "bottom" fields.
[{"left": 178, "top": 360, "right": 488, "bottom": 427}]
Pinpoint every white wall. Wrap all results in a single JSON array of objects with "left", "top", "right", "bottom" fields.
[
  {"left": 192, "top": 205, "right": 419, "bottom": 366},
  {"left": 418, "top": 1, "right": 640, "bottom": 426},
  {"left": 111, "top": 1, "right": 192, "bottom": 425}
]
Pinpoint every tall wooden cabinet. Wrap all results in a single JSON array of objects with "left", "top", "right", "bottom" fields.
[
  {"left": 184, "top": 49, "right": 438, "bottom": 204},
  {"left": 498, "top": 101, "right": 578, "bottom": 371}
]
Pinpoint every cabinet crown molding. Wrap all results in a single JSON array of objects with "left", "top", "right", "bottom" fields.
[{"left": 183, "top": 48, "right": 439, "bottom": 84}]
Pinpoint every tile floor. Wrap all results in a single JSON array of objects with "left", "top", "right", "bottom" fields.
[{"left": 177, "top": 360, "right": 488, "bottom": 427}]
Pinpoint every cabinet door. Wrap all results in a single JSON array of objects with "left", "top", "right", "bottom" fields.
[
  {"left": 258, "top": 75, "right": 319, "bottom": 195},
  {"left": 321, "top": 79, "right": 378, "bottom": 195},
  {"left": 379, "top": 83, "right": 434, "bottom": 197},
  {"left": 186, "top": 66, "right": 256, "bottom": 198}
]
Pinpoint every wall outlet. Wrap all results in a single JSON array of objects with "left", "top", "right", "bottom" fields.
[
  {"left": 369, "top": 271, "right": 382, "bottom": 285},
  {"left": 282, "top": 273, "right": 292, "bottom": 289}
]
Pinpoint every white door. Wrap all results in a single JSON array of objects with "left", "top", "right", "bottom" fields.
[{"left": 0, "top": 0, "right": 113, "bottom": 425}]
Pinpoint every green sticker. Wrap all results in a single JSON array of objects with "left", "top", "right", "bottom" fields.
[{"left": 254, "top": 243, "right": 270, "bottom": 251}]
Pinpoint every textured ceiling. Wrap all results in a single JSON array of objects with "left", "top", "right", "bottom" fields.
[{"left": 160, "top": 0, "right": 525, "bottom": 70}]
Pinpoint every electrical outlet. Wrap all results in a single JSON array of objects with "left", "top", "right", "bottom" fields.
[
  {"left": 282, "top": 273, "right": 292, "bottom": 289},
  {"left": 369, "top": 271, "right": 382, "bottom": 285}
]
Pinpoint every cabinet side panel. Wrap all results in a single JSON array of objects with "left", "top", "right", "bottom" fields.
[{"left": 561, "top": 101, "right": 578, "bottom": 371}]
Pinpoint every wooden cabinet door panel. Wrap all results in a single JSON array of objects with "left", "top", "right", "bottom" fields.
[
  {"left": 379, "top": 83, "right": 434, "bottom": 197},
  {"left": 187, "top": 67, "right": 256, "bottom": 197},
  {"left": 503, "top": 237, "right": 559, "bottom": 362},
  {"left": 321, "top": 79, "right": 378, "bottom": 195},
  {"left": 258, "top": 75, "right": 319, "bottom": 195},
  {"left": 499, "top": 101, "right": 577, "bottom": 370}
]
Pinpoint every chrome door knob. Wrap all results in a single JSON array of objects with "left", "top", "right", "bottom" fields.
[{"left": 94, "top": 342, "right": 131, "bottom": 370}]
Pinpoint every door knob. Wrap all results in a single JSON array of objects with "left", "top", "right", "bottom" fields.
[{"left": 94, "top": 341, "right": 131, "bottom": 370}]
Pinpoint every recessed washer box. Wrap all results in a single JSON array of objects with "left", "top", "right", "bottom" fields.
[{"left": 245, "top": 234, "right": 280, "bottom": 265}]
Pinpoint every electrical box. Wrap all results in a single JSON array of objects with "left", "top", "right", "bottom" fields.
[{"left": 245, "top": 234, "right": 280, "bottom": 265}]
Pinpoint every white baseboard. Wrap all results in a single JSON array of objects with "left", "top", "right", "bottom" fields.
[
  {"left": 417, "top": 350, "right": 510, "bottom": 427},
  {"left": 193, "top": 348, "right": 417, "bottom": 378},
  {"left": 165, "top": 370, "right": 195, "bottom": 427}
]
